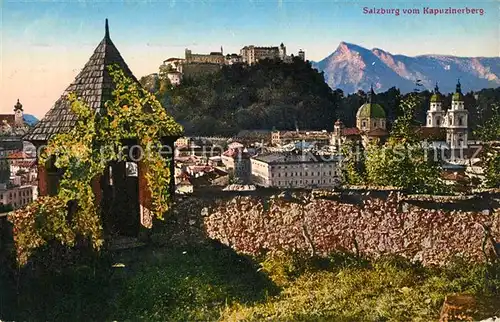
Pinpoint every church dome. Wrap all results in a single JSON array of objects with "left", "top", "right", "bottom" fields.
[
  {"left": 430, "top": 83, "right": 443, "bottom": 102},
  {"left": 452, "top": 92, "right": 464, "bottom": 101},
  {"left": 356, "top": 103, "right": 386, "bottom": 118},
  {"left": 430, "top": 92, "right": 443, "bottom": 102}
]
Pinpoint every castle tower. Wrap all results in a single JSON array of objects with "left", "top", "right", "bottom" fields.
[
  {"left": 298, "top": 49, "right": 305, "bottom": 61},
  {"left": 14, "top": 99, "right": 24, "bottom": 127},
  {"left": 446, "top": 80, "right": 468, "bottom": 151},
  {"left": 279, "top": 42, "right": 286, "bottom": 60},
  {"left": 426, "top": 83, "right": 445, "bottom": 127},
  {"left": 185, "top": 48, "right": 192, "bottom": 62},
  {"left": 220, "top": 46, "right": 223, "bottom": 55}
]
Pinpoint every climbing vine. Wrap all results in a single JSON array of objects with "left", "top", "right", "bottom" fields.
[{"left": 9, "top": 65, "right": 183, "bottom": 265}]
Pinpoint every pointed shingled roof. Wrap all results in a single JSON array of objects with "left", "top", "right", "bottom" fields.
[{"left": 24, "top": 19, "right": 138, "bottom": 142}]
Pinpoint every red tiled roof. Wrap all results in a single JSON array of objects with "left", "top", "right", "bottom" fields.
[
  {"left": 365, "top": 128, "right": 388, "bottom": 137},
  {"left": 12, "top": 160, "right": 36, "bottom": 168},
  {"left": 177, "top": 172, "right": 190, "bottom": 180},
  {"left": 342, "top": 127, "right": 361, "bottom": 136},
  {"left": 416, "top": 126, "right": 447, "bottom": 140},
  {"left": 441, "top": 171, "right": 468, "bottom": 182},
  {"left": 178, "top": 179, "right": 192, "bottom": 186},
  {"left": 223, "top": 148, "right": 250, "bottom": 158},
  {"left": 7, "top": 151, "right": 29, "bottom": 159},
  {"left": 188, "top": 165, "right": 213, "bottom": 173}
]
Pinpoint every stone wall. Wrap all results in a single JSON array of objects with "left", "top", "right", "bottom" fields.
[
  {"left": 197, "top": 191, "right": 500, "bottom": 266},
  {"left": 182, "top": 63, "right": 222, "bottom": 79}
]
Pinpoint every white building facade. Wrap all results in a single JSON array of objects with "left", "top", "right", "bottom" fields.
[
  {"left": 250, "top": 153, "right": 342, "bottom": 188},
  {"left": 0, "top": 184, "right": 37, "bottom": 209}
]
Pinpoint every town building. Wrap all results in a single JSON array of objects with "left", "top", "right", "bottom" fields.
[
  {"left": 221, "top": 147, "right": 251, "bottom": 183},
  {"left": 174, "top": 137, "right": 191, "bottom": 148},
  {"left": 7, "top": 151, "right": 37, "bottom": 185},
  {"left": 161, "top": 57, "right": 184, "bottom": 73},
  {"left": 271, "top": 130, "right": 330, "bottom": 147},
  {"left": 159, "top": 58, "right": 184, "bottom": 86},
  {"left": 0, "top": 183, "right": 37, "bottom": 210},
  {"left": 250, "top": 152, "right": 342, "bottom": 189}
]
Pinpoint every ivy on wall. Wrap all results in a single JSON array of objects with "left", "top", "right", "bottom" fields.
[{"left": 9, "top": 65, "right": 183, "bottom": 265}]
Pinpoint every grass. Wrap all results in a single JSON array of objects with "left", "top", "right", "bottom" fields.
[
  {"left": 222, "top": 253, "right": 500, "bottom": 321},
  {"left": 1, "top": 244, "right": 499, "bottom": 321}
]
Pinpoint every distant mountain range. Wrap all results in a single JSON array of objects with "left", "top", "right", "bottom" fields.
[
  {"left": 23, "top": 114, "right": 39, "bottom": 126},
  {"left": 311, "top": 42, "right": 500, "bottom": 94}
]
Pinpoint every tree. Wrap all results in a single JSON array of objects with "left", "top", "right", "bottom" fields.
[
  {"left": 340, "top": 141, "right": 365, "bottom": 185},
  {"left": 8, "top": 65, "right": 183, "bottom": 265},
  {"left": 365, "top": 94, "right": 448, "bottom": 194},
  {"left": 474, "top": 103, "right": 500, "bottom": 188},
  {"left": 162, "top": 59, "right": 340, "bottom": 135}
]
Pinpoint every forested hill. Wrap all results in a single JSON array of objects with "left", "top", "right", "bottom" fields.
[
  {"left": 142, "top": 59, "right": 500, "bottom": 137},
  {"left": 155, "top": 59, "right": 338, "bottom": 136}
]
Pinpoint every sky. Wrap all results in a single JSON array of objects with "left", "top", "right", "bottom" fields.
[{"left": 1, "top": 0, "right": 499, "bottom": 118}]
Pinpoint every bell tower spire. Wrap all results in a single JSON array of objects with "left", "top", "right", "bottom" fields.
[
  {"left": 105, "top": 18, "right": 110, "bottom": 39},
  {"left": 368, "top": 84, "right": 375, "bottom": 104},
  {"left": 456, "top": 78, "right": 462, "bottom": 94}
]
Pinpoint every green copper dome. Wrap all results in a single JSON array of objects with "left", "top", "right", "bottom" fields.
[
  {"left": 430, "top": 93, "right": 442, "bottom": 102},
  {"left": 356, "top": 103, "right": 386, "bottom": 118},
  {"left": 452, "top": 92, "right": 464, "bottom": 101}
]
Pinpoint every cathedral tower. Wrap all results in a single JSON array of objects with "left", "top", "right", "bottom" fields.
[
  {"left": 426, "top": 83, "right": 445, "bottom": 127},
  {"left": 446, "top": 80, "right": 468, "bottom": 150}
]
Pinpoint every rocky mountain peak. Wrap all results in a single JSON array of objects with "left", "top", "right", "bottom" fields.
[{"left": 311, "top": 42, "right": 500, "bottom": 94}]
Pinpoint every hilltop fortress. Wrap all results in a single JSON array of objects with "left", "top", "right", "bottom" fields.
[{"left": 160, "top": 43, "right": 306, "bottom": 85}]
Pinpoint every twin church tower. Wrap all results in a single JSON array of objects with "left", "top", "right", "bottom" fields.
[{"left": 426, "top": 80, "right": 469, "bottom": 150}]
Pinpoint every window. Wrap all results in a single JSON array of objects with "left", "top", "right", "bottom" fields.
[
  {"left": 373, "top": 122, "right": 377, "bottom": 128},
  {"left": 437, "top": 119, "right": 441, "bottom": 126},
  {"left": 362, "top": 121, "right": 366, "bottom": 128},
  {"left": 459, "top": 117, "right": 463, "bottom": 126}
]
